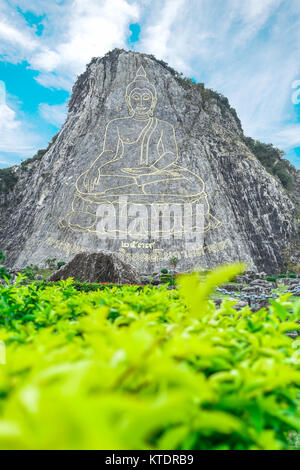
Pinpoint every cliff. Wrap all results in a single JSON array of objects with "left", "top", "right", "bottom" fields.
[{"left": 0, "top": 49, "right": 298, "bottom": 273}]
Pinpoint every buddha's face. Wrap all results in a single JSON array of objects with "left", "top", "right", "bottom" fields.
[{"left": 129, "top": 88, "right": 153, "bottom": 116}]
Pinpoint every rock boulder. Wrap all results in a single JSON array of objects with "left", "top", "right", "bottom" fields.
[{"left": 48, "top": 251, "right": 140, "bottom": 284}]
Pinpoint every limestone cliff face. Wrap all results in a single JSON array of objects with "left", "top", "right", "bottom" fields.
[{"left": 0, "top": 49, "right": 297, "bottom": 273}]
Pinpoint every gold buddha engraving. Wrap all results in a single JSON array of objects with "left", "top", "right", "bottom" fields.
[{"left": 62, "top": 66, "right": 221, "bottom": 237}]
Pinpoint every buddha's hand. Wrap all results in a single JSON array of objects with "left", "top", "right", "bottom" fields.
[
  {"left": 122, "top": 166, "right": 159, "bottom": 175},
  {"left": 83, "top": 167, "right": 100, "bottom": 192},
  {"left": 164, "top": 169, "right": 182, "bottom": 177}
]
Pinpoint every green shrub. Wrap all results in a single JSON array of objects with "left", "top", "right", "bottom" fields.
[
  {"left": 289, "top": 274, "right": 297, "bottom": 279},
  {"left": 0, "top": 265, "right": 299, "bottom": 450},
  {"left": 57, "top": 261, "right": 66, "bottom": 270},
  {"left": 201, "top": 89, "right": 242, "bottom": 130},
  {"left": 169, "top": 257, "right": 179, "bottom": 273},
  {"left": 0, "top": 134, "right": 59, "bottom": 195},
  {"left": 37, "top": 280, "right": 146, "bottom": 292},
  {"left": 160, "top": 274, "right": 175, "bottom": 285},
  {"left": 0, "top": 251, "right": 5, "bottom": 263},
  {"left": 22, "top": 264, "right": 39, "bottom": 281},
  {"left": 0, "top": 266, "right": 11, "bottom": 280},
  {"left": 161, "top": 268, "right": 168, "bottom": 274},
  {"left": 266, "top": 276, "right": 277, "bottom": 282},
  {"left": 0, "top": 251, "right": 10, "bottom": 280},
  {"left": 45, "top": 258, "right": 57, "bottom": 269},
  {"left": 278, "top": 274, "right": 287, "bottom": 279},
  {"left": 243, "top": 137, "right": 294, "bottom": 190},
  {"left": 20, "top": 133, "right": 58, "bottom": 169},
  {"left": 0, "top": 167, "right": 18, "bottom": 193}
]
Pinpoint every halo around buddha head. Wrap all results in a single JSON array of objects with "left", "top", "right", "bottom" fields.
[{"left": 126, "top": 66, "right": 157, "bottom": 117}]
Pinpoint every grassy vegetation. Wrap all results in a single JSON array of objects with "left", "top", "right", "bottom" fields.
[
  {"left": 20, "top": 133, "right": 59, "bottom": 169},
  {"left": 0, "top": 167, "right": 18, "bottom": 194},
  {"left": 0, "top": 264, "right": 299, "bottom": 450},
  {"left": 243, "top": 136, "right": 295, "bottom": 190}
]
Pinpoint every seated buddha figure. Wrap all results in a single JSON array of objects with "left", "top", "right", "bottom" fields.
[{"left": 65, "top": 66, "right": 221, "bottom": 235}]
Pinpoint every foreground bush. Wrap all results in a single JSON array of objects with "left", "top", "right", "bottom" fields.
[
  {"left": 34, "top": 280, "right": 147, "bottom": 292},
  {"left": 0, "top": 265, "right": 299, "bottom": 450}
]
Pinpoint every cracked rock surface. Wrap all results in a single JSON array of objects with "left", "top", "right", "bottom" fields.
[{"left": 0, "top": 49, "right": 298, "bottom": 274}]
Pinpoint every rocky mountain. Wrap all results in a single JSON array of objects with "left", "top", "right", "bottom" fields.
[{"left": 0, "top": 49, "right": 299, "bottom": 274}]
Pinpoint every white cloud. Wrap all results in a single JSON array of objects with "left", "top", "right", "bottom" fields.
[
  {"left": 0, "top": 102, "right": 38, "bottom": 155},
  {"left": 240, "top": 0, "right": 281, "bottom": 22},
  {"left": 39, "top": 102, "right": 68, "bottom": 127},
  {"left": 32, "top": 49, "right": 61, "bottom": 72},
  {"left": 0, "top": 21, "right": 37, "bottom": 50},
  {"left": 0, "top": 1, "right": 39, "bottom": 62},
  {"left": 138, "top": 0, "right": 186, "bottom": 69},
  {"left": 138, "top": 0, "right": 285, "bottom": 73},
  {"left": 0, "top": 0, "right": 139, "bottom": 88},
  {"left": 35, "top": 73, "right": 73, "bottom": 91},
  {"left": 0, "top": 80, "right": 6, "bottom": 105},
  {"left": 0, "top": 81, "right": 42, "bottom": 159},
  {"left": 0, "top": 104, "right": 38, "bottom": 156},
  {"left": 0, "top": 157, "right": 18, "bottom": 166},
  {"left": 273, "top": 125, "right": 300, "bottom": 149}
]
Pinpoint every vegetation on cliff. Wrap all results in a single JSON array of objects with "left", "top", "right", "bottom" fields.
[
  {"left": 243, "top": 136, "right": 295, "bottom": 190},
  {"left": 20, "top": 133, "right": 59, "bottom": 169},
  {"left": 0, "top": 134, "right": 58, "bottom": 194},
  {"left": 0, "top": 167, "right": 18, "bottom": 194}
]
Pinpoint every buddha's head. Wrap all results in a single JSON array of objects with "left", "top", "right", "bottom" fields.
[{"left": 126, "top": 66, "right": 157, "bottom": 118}]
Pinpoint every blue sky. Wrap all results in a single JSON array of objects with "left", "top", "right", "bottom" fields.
[{"left": 0, "top": 0, "right": 299, "bottom": 169}]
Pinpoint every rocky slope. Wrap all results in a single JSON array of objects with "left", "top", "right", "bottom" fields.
[{"left": 0, "top": 49, "right": 298, "bottom": 273}]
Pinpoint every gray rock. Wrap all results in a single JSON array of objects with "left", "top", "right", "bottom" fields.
[
  {"left": 241, "top": 286, "right": 270, "bottom": 294},
  {"left": 0, "top": 49, "right": 298, "bottom": 274},
  {"left": 257, "top": 272, "right": 267, "bottom": 279},
  {"left": 244, "top": 271, "right": 257, "bottom": 279},
  {"left": 233, "top": 301, "right": 248, "bottom": 310},
  {"left": 251, "top": 299, "right": 270, "bottom": 312},
  {"left": 214, "top": 298, "right": 223, "bottom": 307},
  {"left": 249, "top": 279, "right": 276, "bottom": 288},
  {"left": 249, "top": 279, "right": 269, "bottom": 285},
  {"left": 280, "top": 278, "right": 299, "bottom": 287},
  {"left": 286, "top": 330, "right": 300, "bottom": 338},
  {"left": 234, "top": 275, "right": 250, "bottom": 284},
  {"left": 220, "top": 283, "right": 244, "bottom": 291},
  {"left": 48, "top": 251, "right": 140, "bottom": 284}
]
